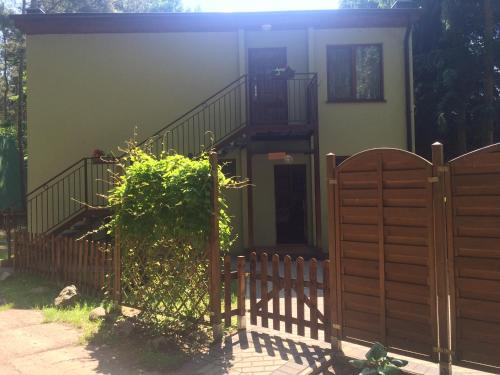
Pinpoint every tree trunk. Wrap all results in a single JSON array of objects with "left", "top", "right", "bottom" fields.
[
  {"left": 16, "top": 0, "right": 27, "bottom": 210},
  {"left": 481, "top": 0, "right": 495, "bottom": 145}
]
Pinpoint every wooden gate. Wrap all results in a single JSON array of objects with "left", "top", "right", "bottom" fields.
[
  {"left": 447, "top": 144, "right": 500, "bottom": 371},
  {"left": 327, "top": 149, "right": 438, "bottom": 360}
]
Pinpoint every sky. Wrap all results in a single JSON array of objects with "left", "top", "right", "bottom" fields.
[
  {"left": 182, "top": 0, "right": 341, "bottom": 12},
  {"left": 2, "top": 0, "right": 341, "bottom": 12}
]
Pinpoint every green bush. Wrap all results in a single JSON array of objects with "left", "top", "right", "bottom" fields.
[{"left": 106, "top": 147, "right": 237, "bottom": 335}]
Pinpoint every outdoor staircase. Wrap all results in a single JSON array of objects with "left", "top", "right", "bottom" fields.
[{"left": 25, "top": 73, "right": 318, "bottom": 236}]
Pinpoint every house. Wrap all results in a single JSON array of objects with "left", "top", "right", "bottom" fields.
[{"left": 13, "top": 4, "right": 420, "bottom": 254}]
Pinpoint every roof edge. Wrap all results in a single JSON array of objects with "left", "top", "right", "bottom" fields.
[{"left": 12, "top": 9, "right": 422, "bottom": 35}]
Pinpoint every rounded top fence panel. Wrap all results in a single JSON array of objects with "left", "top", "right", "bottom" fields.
[
  {"left": 449, "top": 142, "right": 500, "bottom": 176},
  {"left": 337, "top": 148, "right": 432, "bottom": 173}
]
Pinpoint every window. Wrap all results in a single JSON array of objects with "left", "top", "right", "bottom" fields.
[{"left": 327, "top": 44, "right": 383, "bottom": 102}]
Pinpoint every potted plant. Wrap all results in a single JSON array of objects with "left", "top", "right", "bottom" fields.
[
  {"left": 350, "top": 342, "right": 408, "bottom": 375},
  {"left": 271, "top": 65, "right": 295, "bottom": 80}
]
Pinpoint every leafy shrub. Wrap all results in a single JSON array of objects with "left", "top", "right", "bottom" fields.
[
  {"left": 350, "top": 342, "right": 408, "bottom": 375},
  {"left": 106, "top": 146, "right": 238, "bottom": 335}
]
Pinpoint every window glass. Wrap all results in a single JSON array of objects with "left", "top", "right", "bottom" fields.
[
  {"left": 327, "top": 46, "right": 353, "bottom": 100},
  {"left": 327, "top": 45, "right": 382, "bottom": 101},
  {"left": 355, "top": 46, "right": 382, "bottom": 100}
]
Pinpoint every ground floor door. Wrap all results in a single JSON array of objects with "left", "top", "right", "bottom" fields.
[{"left": 274, "top": 164, "right": 307, "bottom": 244}]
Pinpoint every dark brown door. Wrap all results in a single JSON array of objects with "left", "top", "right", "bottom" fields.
[
  {"left": 248, "top": 48, "right": 288, "bottom": 126},
  {"left": 274, "top": 164, "right": 307, "bottom": 244}
]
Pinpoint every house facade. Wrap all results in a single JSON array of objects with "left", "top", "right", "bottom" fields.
[{"left": 14, "top": 7, "right": 419, "bottom": 253}]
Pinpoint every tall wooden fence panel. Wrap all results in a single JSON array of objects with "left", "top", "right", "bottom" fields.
[
  {"left": 332, "top": 149, "right": 438, "bottom": 360},
  {"left": 447, "top": 144, "right": 500, "bottom": 371}
]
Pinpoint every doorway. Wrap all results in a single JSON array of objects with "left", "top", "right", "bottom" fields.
[
  {"left": 248, "top": 48, "right": 288, "bottom": 126},
  {"left": 274, "top": 164, "right": 307, "bottom": 244}
]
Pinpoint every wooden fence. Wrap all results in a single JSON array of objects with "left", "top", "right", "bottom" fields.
[
  {"left": 13, "top": 232, "right": 117, "bottom": 297},
  {"left": 249, "top": 252, "right": 331, "bottom": 342}
]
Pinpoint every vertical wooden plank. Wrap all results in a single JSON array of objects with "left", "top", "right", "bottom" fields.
[
  {"left": 99, "top": 243, "right": 105, "bottom": 293},
  {"left": 272, "top": 254, "right": 280, "bottom": 331},
  {"left": 63, "top": 237, "right": 68, "bottom": 283},
  {"left": 376, "top": 153, "right": 387, "bottom": 345},
  {"left": 260, "top": 252, "right": 268, "bottom": 328},
  {"left": 82, "top": 240, "right": 89, "bottom": 294},
  {"left": 326, "top": 153, "right": 342, "bottom": 349},
  {"left": 77, "top": 240, "right": 83, "bottom": 288},
  {"left": 444, "top": 154, "right": 457, "bottom": 365},
  {"left": 224, "top": 255, "right": 231, "bottom": 328},
  {"left": 323, "top": 260, "right": 331, "bottom": 343},
  {"left": 310, "top": 258, "right": 318, "bottom": 340},
  {"left": 208, "top": 152, "right": 222, "bottom": 340},
  {"left": 284, "top": 255, "right": 292, "bottom": 334},
  {"left": 250, "top": 252, "right": 257, "bottom": 325},
  {"left": 91, "top": 241, "right": 98, "bottom": 295},
  {"left": 113, "top": 232, "right": 121, "bottom": 304},
  {"left": 432, "top": 142, "right": 452, "bottom": 375},
  {"left": 297, "top": 256, "right": 305, "bottom": 337},
  {"left": 237, "top": 256, "right": 246, "bottom": 330}
]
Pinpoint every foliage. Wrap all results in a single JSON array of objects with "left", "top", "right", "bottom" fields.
[
  {"left": 339, "top": 0, "right": 395, "bottom": 9},
  {"left": 350, "top": 342, "right": 408, "bottom": 375},
  {"left": 107, "top": 146, "right": 236, "bottom": 334},
  {"left": 413, "top": 0, "right": 500, "bottom": 158}
]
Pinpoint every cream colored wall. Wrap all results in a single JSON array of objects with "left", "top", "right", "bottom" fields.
[
  {"left": 26, "top": 26, "right": 411, "bottom": 250},
  {"left": 309, "top": 27, "right": 409, "bottom": 249},
  {"left": 26, "top": 32, "right": 240, "bottom": 191}
]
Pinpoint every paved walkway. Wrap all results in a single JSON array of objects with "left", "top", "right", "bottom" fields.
[{"left": 1, "top": 308, "right": 494, "bottom": 375}]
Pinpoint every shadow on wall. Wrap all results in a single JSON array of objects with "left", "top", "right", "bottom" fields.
[{"left": 0, "top": 136, "right": 22, "bottom": 210}]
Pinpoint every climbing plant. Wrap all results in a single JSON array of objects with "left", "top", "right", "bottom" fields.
[{"left": 106, "top": 146, "right": 238, "bottom": 335}]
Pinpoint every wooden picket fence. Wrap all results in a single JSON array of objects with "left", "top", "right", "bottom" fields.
[
  {"left": 249, "top": 252, "right": 331, "bottom": 342},
  {"left": 13, "top": 232, "right": 119, "bottom": 297},
  {"left": 222, "top": 255, "right": 246, "bottom": 328}
]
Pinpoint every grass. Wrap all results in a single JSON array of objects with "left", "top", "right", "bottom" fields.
[{"left": 0, "top": 273, "right": 104, "bottom": 342}]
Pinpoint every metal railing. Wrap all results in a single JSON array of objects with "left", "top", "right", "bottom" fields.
[{"left": 25, "top": 73, "right": 318, "bottom": 234}]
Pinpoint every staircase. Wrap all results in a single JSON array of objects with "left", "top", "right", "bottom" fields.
[{"left": 25, "top": 73, "right": 318, "bottom": 236}]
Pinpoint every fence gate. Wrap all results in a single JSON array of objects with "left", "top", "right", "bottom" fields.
[
  {"left": 447, "top": 144, "right": 500, "bottom": 371},
  {"left": 328, "top": 149, "right": 438, "bottom": 361}
]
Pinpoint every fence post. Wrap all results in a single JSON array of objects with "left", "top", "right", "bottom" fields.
[
  {"left": 237, "top": 255, "right": 246, "bottom": 330},
  {"left": 208, "top": 152, "right": 223, "bottom": 341},
  {"left": 432, "top": 142, "right": 453, "bottom": 375},
  {"left": 113, "top": 229, "right": 121, "bottom": 306},
  {"left": 326, "top": 153, "right": 342, "bottom": 351}
]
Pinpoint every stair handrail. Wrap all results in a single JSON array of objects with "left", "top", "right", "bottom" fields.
[{"left": 26, "top": 75, "right": 247, "bottom": 198}]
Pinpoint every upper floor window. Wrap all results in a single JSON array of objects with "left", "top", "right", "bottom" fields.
[{"left": 327, "top": 44, "right": 383, "bottom": 102}]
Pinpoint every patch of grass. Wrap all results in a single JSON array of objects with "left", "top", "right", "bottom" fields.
[
  {"left": 0, "top": 248, "right": 7, "bottom": 262},
  {"left": 0, "top": 273, "right": 103, "bottom": 343}
]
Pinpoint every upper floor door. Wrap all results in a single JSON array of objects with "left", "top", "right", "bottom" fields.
[{"left": 248, "top": 48, "right": 288, "bottom": 126}]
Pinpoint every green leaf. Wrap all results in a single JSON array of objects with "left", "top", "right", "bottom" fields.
[
  {"left": 361, "top": 368, "right": 379, "bottom": 375},
  {"left": 350, "top": 359, "right": 369, "bottom": 369},
  {"left": 379, "top": 365, "right": 402, "bottom": 375},
  {"left": 366, "top": 342, "right": 387, "bottom": 361},
  {"left": 389, "top": 359, "right": 408, "bottom": 367}
]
